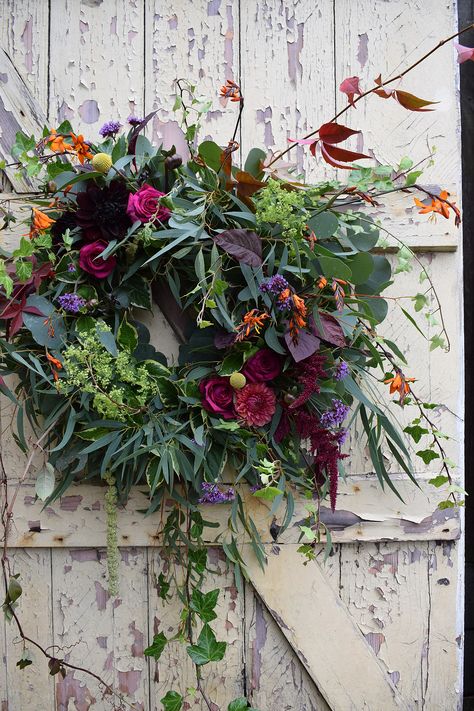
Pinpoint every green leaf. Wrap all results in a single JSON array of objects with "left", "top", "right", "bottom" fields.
[
  {"left": 7, "top": 576, "right": 22, "bottom": 604},
  {"left": 430, "top": 334, "right": 446, "bottom": 351},
  {"left": 252, "top": 486, "right": 282, "bottom": 501},
  {"left": 35, "top": 463, "right": 56, "bottom": 501},
  {"left": 429, "top": 475, "right": 449, "bottom": 488},
  {"left": 403, "top": 425, "right": 429, "bottom": 444},
  {"left": 317, "top": 255, "right": 352, "bottom": 281},
  {"left": 307, "top": 211, "right": 339, "bottom": 239},
  {"left": 413, "top": 293, "right": 429, "bottom": 312},
  {"left": 190, "top": 588, "right": 219, "bottom": 623},
  {"left": 187, "top": 623, "right": 226, "bottom": 665},
  {"left": 13, "top": 237, "right": 35, "bottom": 258},
  {"left": 144, "top": 632, "right": 167, "bottom": 660},
  {"left": 161, "top": 691, "right": 183, "bottom": 711},
  {"left": 0, "top": 273, "right": 14, "bottom": 298},
  {"left": 117, "top": 318, "right": 138, "bottom": 353},
  {"left": 416, "top": 449, "right": 440, "bottom": 465},
  {"left": 16, "top": 649, "right": 33, "bottom": 670},
  {"left": 438, "top": 500, "right": 455, "bottom": 510},
  {"left": 398, "top": 156, "right": 413, "bottom": 171},
  {"left": 96, "top": 328, "right": 118, "bottom": 356},
  {"left": 198, "top": 141, "right": 223, "bottom": 172},
  {"left": 405, "top": 170, "right": 423, "bottom": 187},
  {"left": 244, "top": 147, "right": 266, "bottom": 178}
]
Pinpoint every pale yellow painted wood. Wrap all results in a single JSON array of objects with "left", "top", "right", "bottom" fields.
[
  {"left": 340, "top": 542, "right": 431, "bottom": 707},
  {"left": 424, "top": 540, "right": 463, "bottom": 709},
  {"left": 144, "top": 0, "right": 240, "bottom": 157},
  {"left": 5, "top": 475, "right": 460, "bottom": 549},
  {"left": 245, "top": 544, "right": 407, "bottom": 711},
  {"left": 52, "top": 546, "right": 149, "bottom": 710},
  {"left": 48, "top": 0, "right": 145, "bottom": 138},
  {"left": 147, "top": 546, "right": 244, "bottom": 709},
  {"left": 239, "top": 0, "right": 335, "bottom": 181},
  {"left": 0, "top": 0, "right": 49, "bottom": 107},
  {"left": 3, "top": 548, "right": 55, "bottom": 710}
]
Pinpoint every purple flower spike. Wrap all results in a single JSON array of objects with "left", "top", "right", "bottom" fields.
[
  {"left": 198, "top": 482, "right": 236, "bottom": 504},
  {"left": 127, "top": 115, "right": 143, "bottom": 127},
  {"left": 320, "top": 399, "right": 350, "bottom": 428},
  {"left": 57, "top": 293, "right": 86, "bottom": 314},
  {"left": 259, "top": 274, "right": 289, "bottom": 295},
  {"left": 99, "top": 121, "right": 122, "bottom": 138},
  {"left": 334, "top": 361, "right": 349, "bottom": 381}
]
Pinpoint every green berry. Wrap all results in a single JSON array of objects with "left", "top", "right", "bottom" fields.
[{"left": 229, "top": 372, "right": 246, "bottom": 389}]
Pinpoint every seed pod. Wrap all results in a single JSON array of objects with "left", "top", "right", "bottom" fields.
[
  {"left": 165, "top": 154, "right": 183, "bottom": 170},
  {"left": 229, "top": 372, "right": 247, "bottom": 390}
]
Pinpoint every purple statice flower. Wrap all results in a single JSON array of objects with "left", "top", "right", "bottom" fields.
[
  {"left": 99, "top": 120, "right": 122, "bottom": 138},
  {"left": 198, "top": 482, "right": 235, "bottom": 504},
  {"left": 320, "top": 399, "right": 350, "bottom": 428},
  {"left": 127, "top": 115, "right": 143, "bottom": 127},
  {"left": 259, "top": 274, "right": 289, "bottom": 296},
  {"left": 334, "top": 360, "right": 349, "bottom": 381},
  {"left": 67, "top": 263, "right": 77, "bottom": 273},
  {"left": 335, "top": 428, "right": 349, "bottom": 446},
  {"left": 57, "top": 293, "right": 86, "bottom": 314}
]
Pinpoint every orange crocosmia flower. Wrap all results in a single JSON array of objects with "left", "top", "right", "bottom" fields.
[
  {"left": 70, "top": 133, "right": 93, "bottom": 164},
  {"left": 29, "top": 208, "right": 55, "bottom": 239},
  {"left": 384, "top": 371, "right": 416, "bottom": 404},
  {"left": 220, "top": 79, "right": 242, "bottom": 102},
  {"left": 47, "top": 128, "right": 68, "bottom": 153},
  {"left": 236, "top": 309, "right": 269, "bottom": 340},
  {"left": 46, "top": 352, "right": 62, "bottom": 382},
  {"left": 317, "top": 276, "right": 328, "bottom": 289},
  {"left": 414, "top": 190, "right": 451, "bottom": 220}
]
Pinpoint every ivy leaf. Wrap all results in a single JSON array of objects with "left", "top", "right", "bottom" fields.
[
  {"left": 214, "top": 229, "right": 262, "bottom": 267},
  {"left": 144, "top": 632, "right": 167, "bottom": 660},
  {"left": 438, "top": 500, "right": 455, "bottom": 510},
  {"left": 403, "top": 425, "right": 429, "bottom": 443},
  {"left": 429, "top": 475, "right": 450, "bottom": 488},
  {"left": 416, "top": 449, "right": 440, "bottom": 465},
  {"left": 228, "top": 699, "right": 261, "bottom": 711},
  {"left": 413, "top": 293, "right": 429, "bottom": 312},
  {"left": 187, "top": 624, "right": 227, "bottom": 665},
  {"left": 405, "top": 170, "right": 423, "bottom": 187},
  {"left": 17, "top": 649, "right": 33, "bottom": 670},
  {"left": 117, "top": 317, "right": 138, "bottom": 353},
  {"left": 253, "top": 486, "right": 282, "bottom": 501},
  {"left": 161, "top": 691, "right": 183, "bottom": 711},
  {"left": 190, "top": 588, "right": 219, "bottom": 623},
  {"left": 430, "top": 334, "right": 446, "bottom": 351}
]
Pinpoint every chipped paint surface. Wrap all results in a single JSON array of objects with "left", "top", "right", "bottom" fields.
[{"left": 0, "top": 0, "right": 463, "bottom": 708}]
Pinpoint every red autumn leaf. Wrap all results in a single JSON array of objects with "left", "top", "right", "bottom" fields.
[
  {"left": 393, "top": 90, "right": 438, "bottom": 112},
  {"left": 311, "top": 313, "right": 346, "bottom": 348},
  {"left": 320, "top": 142, "right": 370, "bottom": 169},
  {"left": 455, "top": 42, "right": 474, "bottom": 64},
  {"left": 318, "top": 123, "right": 360, "bottom": 145},
  {"left": 339, "top": 76, "right": 362, "bottom": 106},
  {"left": 0, "top": 296, "right": 45, "bottom": 339}
]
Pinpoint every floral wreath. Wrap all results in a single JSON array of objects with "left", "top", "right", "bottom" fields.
[{"left": 0, "top": 30, "right": 469, "bottom": 711}]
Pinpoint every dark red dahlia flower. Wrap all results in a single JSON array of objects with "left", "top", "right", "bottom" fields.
[
  {"left": 235, "top": 383, "right": 276, "bottom": 427},
  {"left": 75, "top": 181, "right": 131, "bottom": 241}
]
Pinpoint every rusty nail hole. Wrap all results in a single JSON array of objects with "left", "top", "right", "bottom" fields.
[
  {"left": 437, "top": 577, "right": 450, "bottom": 586},
  {"left": 122, "top": 535, "right": 128, "bottom": 540},
  {"left": 54, "top": 536, "right": 64, "bottom": 542},
  {"left": 353, "top": 485, "right": 360, "bottom": 492}
]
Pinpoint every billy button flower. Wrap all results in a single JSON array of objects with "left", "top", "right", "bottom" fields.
[{"left": 384, "top": 370, "right": 416, "bottom": 405}]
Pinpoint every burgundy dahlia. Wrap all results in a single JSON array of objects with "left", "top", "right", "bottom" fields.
[
  {"left": 235, "top": 383, "right": 276, "bottom": 427},
  {"left": 75, "top": 181, "right": 131, "bottom": 241}
]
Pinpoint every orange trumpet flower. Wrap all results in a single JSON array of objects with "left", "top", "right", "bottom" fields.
[
  {"left": 70, "top": 133, "right": 93, "bottom": 164},
  {"left": 384, "top": 371, "right": 416, "bottom": 404},
  {"left": 29, "top": 208, "right": 55, "bottom": 239}
]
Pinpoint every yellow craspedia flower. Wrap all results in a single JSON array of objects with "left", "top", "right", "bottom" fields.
[
  {"left": 92, "top": 152, "right": 113, "bottom": 174},
  {"left": 229, "top": 372, "right": 246, "bottom": 390}
]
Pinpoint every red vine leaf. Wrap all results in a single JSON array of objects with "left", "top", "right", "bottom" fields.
[
  {"left": 311, "top": 313, "right": 346, "bottom": 348},
  {"left": 318, "top": 123, "right": 360, "bottom": 145},
  {"left": 214, "top": 229, "right": 263, "bottom": 267},
  {"left": 320, "top": 143, "right": 371, "bottom": 169},
  {"left": 455, "top": 42, "right": 474, "bottom": 64},
  {"left": 393, "top": 90, "right": 438, "bottom": 112},
  {"left": 339, "top": 76, "right": 362, "bottom": 106}
]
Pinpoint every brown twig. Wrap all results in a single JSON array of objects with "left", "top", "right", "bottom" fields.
[{"left": 266, "top": 23, "right": 474, "bottom": 169}]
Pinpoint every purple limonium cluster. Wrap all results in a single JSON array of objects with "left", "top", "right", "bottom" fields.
[
  {"left": 334, "top": 360, "right": 349, "bottom": 381},
  {"left": 198, "top": 482, "right": 235, "bottom": 504},
  {"left": 259, "top": 274, "right": 289, "bottom": 295},
  {"left": 57, "top": 293, "right": 86, "bottom": 314},
  {"left": 99, "top": 120, "right": 122, "bottom": 138},
  {"left": 320, "top": 399, "right": 350, "bottom": 428},
  {"left": 127, "top": 115, "right": 143, "bottom": 127}
]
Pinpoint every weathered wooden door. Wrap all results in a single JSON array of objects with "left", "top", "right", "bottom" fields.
[{"left": 0, "top": 1, "right": 463, "bottom": 709}]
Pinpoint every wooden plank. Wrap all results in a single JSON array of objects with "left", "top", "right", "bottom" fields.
[
  {"left": 239, "top": 0, "right": 335, "bottom": 181},
  {"left": 244, "top": 550, "right": 339, "bottom": 710},
  {"left": 340, "top": 542, "right": 431, "bottom": 707},
  {"left": 423, "top": 540, "right": 463, "bottom": 709},
  {"left": 246, "top": 544, "right": 407, "bottom": 711},
  {"left": 3, "top": 548, "right": 55, "bottom": 710},
  {"left": 147, "top": 546, "right": 244, "bottom": 709},
  {"left": 144, "top": 0, "right": 241, "bottom": 157},
  {"left": 5, "top": 475, "right": 460, "bottom": 549},
  {"left": 0, "top": 48, "right": 46, "bottom": 192},
  {"left": 0, "top": 0, "right": 49, "bottom": 107},
  {"left": 52, "top": 546, "right": 150, "bottom": 710},
  {"left": 48, "top": 0, "right": 145, "bottom": 138}
]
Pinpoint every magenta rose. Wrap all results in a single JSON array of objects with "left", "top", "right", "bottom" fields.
[
  {"left": 242, "top": 349, "right": 283, "bottom": 383},
  {"left": 79, "top": 240, "right": 116, "bottom": 279},
  {"left": 127, "top": 183, "right": 171, "bottom": 223},
  {"left": 199, "top": 375, "right": 236, "bottom": 420}
]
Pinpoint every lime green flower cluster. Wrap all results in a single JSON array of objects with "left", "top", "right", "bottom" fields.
[
  {"left": 255, "top": 179, "right": 307, "bottom": 239},
  {"left": 58, "top": 326, "right": 159, "bottom": 422}
]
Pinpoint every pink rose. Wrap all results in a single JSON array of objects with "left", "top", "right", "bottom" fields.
[
  {"left": 242, "top": 349, "right": 283, "bottom": 383},
  {"left": 79, "top": 240, "right": 116, "bottom": 279},
  {"left": 127, "top": 183, "right": 171, "bottom": 223},
  {"left": 199, "top": 375, "right": 236, "bottom": 420}
]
